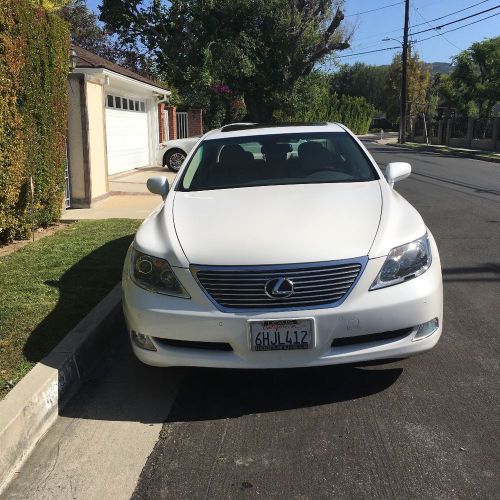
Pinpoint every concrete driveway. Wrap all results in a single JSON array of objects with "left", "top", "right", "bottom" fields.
[
  {"left": 109, "top": 166, "right": 177, "bottom": 195},
  {"left": 61, "top": 166, "right": 177, "bottom": 220}
]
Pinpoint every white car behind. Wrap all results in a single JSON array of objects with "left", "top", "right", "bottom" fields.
[
  {"left": 125, "top": 123, "right": 443, "bottom": 369},
  {"left": 157, "top": 136, "right": 199, "bottom": 172}
]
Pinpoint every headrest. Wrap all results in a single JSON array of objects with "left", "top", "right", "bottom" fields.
[
  {"left": 219, "top": 144, "right": 247, "bottom": 165},
  {"left": 298, "top": 141, "right": 324, "bottom": 158},
  {"left": 298, "top": 141, "right": 331, "bottom": 167},
  {"left": 261, "top": 143, "right": 293, "bottom": 155}
]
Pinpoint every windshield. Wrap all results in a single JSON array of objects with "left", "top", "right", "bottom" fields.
[{"left": 178, "top": 132, "right": 379, "bottom": 192}]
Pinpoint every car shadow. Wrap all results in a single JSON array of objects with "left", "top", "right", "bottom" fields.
[
  {"left": 164, "top": 363, "right": 403, "bottom": 423},
  {"left": 60, "top": 328, "right": 403, "bottom": 424},
  {"left": 23, "top": 235, "right": 134, "bottom": 365}
]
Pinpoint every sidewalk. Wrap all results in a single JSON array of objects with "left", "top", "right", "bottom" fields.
[
  {"left": 62, "top": 167, "right": 177, "bottom": 220},
  {"left": 358, "top": 131, "right": 398, "bottom": 143},
  {"left": 376, "top": 138, "right": 500, "bottom": 164}
]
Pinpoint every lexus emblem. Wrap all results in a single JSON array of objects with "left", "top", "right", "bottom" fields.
[{"left": 264, "top": 277, "right": 294, "bottom": 299}]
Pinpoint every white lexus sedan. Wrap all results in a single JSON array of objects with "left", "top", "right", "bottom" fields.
[{"left": 123, "top": 123, "right": 443, "bottom": 368}]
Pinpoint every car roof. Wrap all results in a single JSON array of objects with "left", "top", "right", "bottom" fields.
[{"left": 203, "top": 122, "right": 346, "bottom": 141}]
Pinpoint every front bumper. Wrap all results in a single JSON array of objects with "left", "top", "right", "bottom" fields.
[{"left": 122, "top": 244, "right": 443, "bottom": 369}]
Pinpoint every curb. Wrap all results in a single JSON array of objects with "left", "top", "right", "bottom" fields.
[
  {"left": 382, "top": 141, "right": 500, "bottom": 164},
  {"left": 0, "top": 283, "right": 123, "bottom": 493}
]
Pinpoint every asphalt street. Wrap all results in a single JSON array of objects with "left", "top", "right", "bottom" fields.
[{"left": 4, "top": 143, "right": 500, "bottom": 500}]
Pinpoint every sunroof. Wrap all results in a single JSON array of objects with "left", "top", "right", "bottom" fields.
[{"left": 220, "top": 122, "right": 329, "bottom": 132}]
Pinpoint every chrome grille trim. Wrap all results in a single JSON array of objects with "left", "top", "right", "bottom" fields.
[
  {"left": 191, "top": 257, "right": 368, "bottom": 312},
  {"left": 196, "top": 267, "right": 360, "bottom": 280}
]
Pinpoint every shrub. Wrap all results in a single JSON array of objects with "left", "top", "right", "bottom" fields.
[
  {"left": 275, "top": 73, "right": 376, "bottom": 135},
  {"left": 0, "top": 0, "right": 69, "bottom": 244}
]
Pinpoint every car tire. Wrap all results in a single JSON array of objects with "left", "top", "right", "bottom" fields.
[{"left": 163, "top": 149, "right": 186, "bottom": 172}]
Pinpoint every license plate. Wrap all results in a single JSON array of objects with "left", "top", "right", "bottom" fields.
[{"left": 249, "top": 319, "right": 314, "bottom": 351}]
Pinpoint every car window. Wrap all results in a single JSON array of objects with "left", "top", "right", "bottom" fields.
[{"left": 178, "top": 132, "right": 379, "bottom": 192}]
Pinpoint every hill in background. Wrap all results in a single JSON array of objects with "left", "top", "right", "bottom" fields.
[{"left": 427, "top": 62, "right": 453, "bottom": 75}]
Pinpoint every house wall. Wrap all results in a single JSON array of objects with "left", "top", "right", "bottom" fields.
[
  {"left": 187, "top": 109, "right": 203, "bottom": 136},
  {"left": 86, "top": 81, "right": 108, "bottom": 200},
  {"left": 159, "top": 103, "right": 166, "bottom": 142},
  {"left": 67, "top": 76, "right": 86, "bottom": 204},
  {"left": 147, "top": 98, "right": 159, "bottom": 166},
  {"left": 66, "top": 73, "right": 108, "bottom": 208},
  {"left": 167, "top": 106, "right": 177, "bottom": 140}
]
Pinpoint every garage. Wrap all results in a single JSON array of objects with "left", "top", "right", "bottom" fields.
[
  {"left": 67, "top": 45, "right": 171, "bottom": 207},
  {"left": 105, "top": 94, "right": 149, "bottom": 175}
]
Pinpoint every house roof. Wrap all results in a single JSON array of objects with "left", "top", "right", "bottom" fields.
[{"left": 72, "top": 45, "right": 168, "bottom": 91}]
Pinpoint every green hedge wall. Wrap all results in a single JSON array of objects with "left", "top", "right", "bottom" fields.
[
  {"left": 275, "top": 76, "right": 376, "bottom": 135},
  {"left": 0, "top": 0, "right": 69, "bottom": 244},
  {"left": 287, "top": 92, "right": 375, "bottom": 135}
]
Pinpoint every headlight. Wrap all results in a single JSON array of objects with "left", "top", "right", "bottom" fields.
[
  {"left": 370, "top": 234, "right": 432, "bottom": 290},
  {"left": 130, "top": 248, "right": 190, "bottom": 298}
]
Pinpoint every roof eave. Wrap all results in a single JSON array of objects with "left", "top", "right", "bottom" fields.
[{"left": 74, "top": 67, "right": 170, "bottom": 95}]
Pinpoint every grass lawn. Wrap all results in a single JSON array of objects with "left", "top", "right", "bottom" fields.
[{"left": 0, "top": 219, "right": 140, "bottom": 399}]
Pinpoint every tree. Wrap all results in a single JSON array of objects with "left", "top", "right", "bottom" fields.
[
  {"left": 34, "top": 0, "right": 70, "bottom": 10},
  {"left": 385, "top": 51, "right": 430, "bottom": 127},
  {"left": 99, "top": 0, "right": 352, "bottom": 121},
  {"left": 330, "top": 62, "right": 388, "bottom": 111},
  {"left": 445, "top": 36, "right": 500, "bottom": 119},
  {"left": 58, "top": 0, "right": 152, "bottom": 76},
  {"left": 426, "top": 73, "right": 446, "bottom": 120}
]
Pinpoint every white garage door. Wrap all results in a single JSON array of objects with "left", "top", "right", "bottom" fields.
[{"left": 105, "top": 95, "right": 150, "bottom": 175}]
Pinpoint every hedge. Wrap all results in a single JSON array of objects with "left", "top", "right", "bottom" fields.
[
  {"left": 275, "top": 77, "right": 376, "bottom": 135},
  {"left": 291, "top": 92, "right": 375, "bottom": 135},
  {"left": 0, "top": 0, "right": 69, "bottom": 244}
]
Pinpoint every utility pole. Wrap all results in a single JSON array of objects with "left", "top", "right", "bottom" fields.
[{"left": 400, "top": 0, "right": 410, "bottom": 144}]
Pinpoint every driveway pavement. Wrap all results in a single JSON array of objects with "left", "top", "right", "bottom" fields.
[
  {"left": 108, "top": 166, "right": 177, "bottom": 195},
  {"left": 4, "top": 144, "right": 499, "bottom": 499},
  {"left": 61, "top": 166, "right": 177, "bottom": 220}
]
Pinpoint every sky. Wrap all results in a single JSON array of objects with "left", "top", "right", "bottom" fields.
[{"left": 86, "top": 0, "right": 499, "bottom": 66}]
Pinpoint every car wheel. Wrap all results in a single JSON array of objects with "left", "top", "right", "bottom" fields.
[{"left": 163, "top": 149, "right": 186, "bottom": 172}]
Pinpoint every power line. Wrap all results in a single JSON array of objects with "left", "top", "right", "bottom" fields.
[
  {"left": 414, "top": 11, "right": 500, "bottom": 42},
  {"left": 347, "top": 39, "right": 397, "bottom": 52},
  {"left": 336, "top": 46, "right": 400, "bottom": 58},
  {"left": 412, "top": 5, "right": 463, "bottom": 51},
  {"left": 344, "top": 9, "right": 497, "bottom": 58},
  {"left": 350, "top": 0, "right": 490, "bottom": 44},
  {"left": 345, "top": 1, "right": 403, "bottom": 18},
  {"left": 410, "top": 0, "right": 491, "bottom": 29},
  {"left": 339, "top": 1, "right": 498, "bottom": 59},
  {"left": 409, "top": 4, "right": 500, "bottom": 36}
]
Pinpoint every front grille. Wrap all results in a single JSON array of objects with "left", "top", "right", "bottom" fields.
[{"left": 193, "top": 259, "right": 365, "bottom": 311}]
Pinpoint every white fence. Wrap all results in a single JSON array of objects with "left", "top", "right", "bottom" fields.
[{"left": 176, "top": 112, "right": 189, "bottom": 139}]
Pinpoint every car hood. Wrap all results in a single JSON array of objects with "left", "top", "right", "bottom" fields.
[{"left": 172, "top": 182, "right": 382, "bottom": 266}]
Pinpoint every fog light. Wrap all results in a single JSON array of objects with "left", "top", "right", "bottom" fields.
[
  {"left": 131, "top": 331, "right": 157, "bottom": 351},
  {"left": 413, "top": 318, "right": 439, "bottom": 341}
]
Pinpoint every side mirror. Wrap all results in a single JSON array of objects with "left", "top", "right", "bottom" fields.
[
  {"left": 385, "top": 162, "right": 411, "bottom": 187},
  {"left": 147, "top": 176, "right": 169, "bottom": 199}
]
